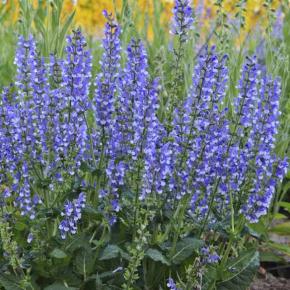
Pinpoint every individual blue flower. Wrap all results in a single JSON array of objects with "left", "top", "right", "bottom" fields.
[
  {"left": 27, "top": 233, "right": 34, "bottom": 244},
  {"left": 167, "top": 278, "right": 179, "bottom": 290},
  {"left": 201, "top": 246, "right": 220, "bottom": 264}
]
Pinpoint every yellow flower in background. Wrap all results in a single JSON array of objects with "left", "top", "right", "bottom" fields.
[
  {"left": 238, "top": 0, "right": 281, "bottom": 45},
  {"left": 64, "top": 0, "right": 283, "bottom": 43},
  {"left": 188, "top": 0, "right": 282, "bottom": 44},
  {"left": 62, "top": 0, "right": 173, "bottom": 40},
  {"left": 62, "top": 0, "right": 122, "bottom": 35},
  {"left": 0, "top": 0, "right": 283, "bottom": 43}
]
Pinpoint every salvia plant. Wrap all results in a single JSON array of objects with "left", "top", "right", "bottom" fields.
[{"left": 0, "top": 1, "right": 288, "bottom": 290}]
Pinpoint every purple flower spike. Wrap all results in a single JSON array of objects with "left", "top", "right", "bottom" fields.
[
  {"left": 59, "top": 193, "right": 86, "bottom": 239},
  {"left": 94, "top": 11, "right": 121, "bottom": 131},
  {"left": 171, "top": 0, "right": 194, "bottom": 42}
]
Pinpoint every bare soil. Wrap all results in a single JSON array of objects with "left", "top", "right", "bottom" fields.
[{"left": 250, "top": 272, "right": 290, "bottom": 290}]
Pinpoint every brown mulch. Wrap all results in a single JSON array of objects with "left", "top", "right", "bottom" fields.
[{"left": 250, "top": 269, "right": 290, "bottom": 290}]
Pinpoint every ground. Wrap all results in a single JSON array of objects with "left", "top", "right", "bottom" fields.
[{"left": 250, "top": 269, "right": 290, "bottom": 290}]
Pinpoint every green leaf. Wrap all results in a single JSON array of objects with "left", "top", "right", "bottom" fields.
[
  {"left": 273, "top": 213, "right": 288, "bottom": 220},
  {"left": 87, "top": 270, "right": 123, "bottom": 282},
  {"left": 171, "top": 237, "right": 203, "bottom": 265},
  {"left": 83, "top": 206, "right": 103, "bottom": 219},
  {"left": 14, "top": 222, "right": 27, "bottom": 231},
  {"left": 44, "top": 282, "right": 77, "bottom": 290},
  {"left": 145, "top": 248, "right": 170, "bottom": 266},
  {"left": 247, "top": 219, "right": 267, "bottom": 238},
  {"left": 270, "top": 221, "right": 290, "bottom": 235},
  {"left": 66, "top": 233, "right": 90, "bottom": 252},
  {"left": 282, "top": 182, "right": 290, "bottom": 194},
  {"left": 99, "top": 244, "right": 129, "bottom": 261},
  {"left": 278, "top": 201, "right": 290, "bottom": 213},
  {"left": 260, "top": 251, "right": 284, "bottom": 263},
  {"left": 268, "top": 242, "right": 290, "bottom": 256},
  {"left": 99, "top": 245, "right": 121, "bottom": 260},
  {"left": 74, "top": 247, "right": 95, "bottom": 276},
  {"left": 0, "top": 274, "right": 22, "bottom": 290},
  {"left": 50, "top": 248, "right": 67, "bottom": 259},
  {"left": 58, "top": 11, "right": 76, "bottom": 54},
  {"left": 216, "top": 250, "right": 259, "bottom": 290},
  {"left": 79, "top": 162, "right": 93, "bottom": 173}
]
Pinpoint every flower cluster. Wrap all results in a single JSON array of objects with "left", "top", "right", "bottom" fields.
[
  {"left": 59, "top": 193, "right": 86, "bottom": 239},
  {"left": 0, "top": 2, "right": 287, "bottom": 243},
  {"left": 0, "top": 29, "right": 91, "bottom": 229}
]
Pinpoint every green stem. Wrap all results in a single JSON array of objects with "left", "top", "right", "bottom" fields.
[
  {"left": 220, "top": 237, "right": 234, "bottom": 269},
  {"left": 83, "top": 113, "right": 97, "bottom": 168},
  {"left": 93, "top": 127, "right": 106, "bottom": 203},
  {"left": 169, "top": 197, "right": 189, "bottom": 257},
  {"left": 132, "top": 161, "right": 142, "bottom": 240},
  {"left": 229, "top": 191, "right": 235, "bottom": 233}
]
